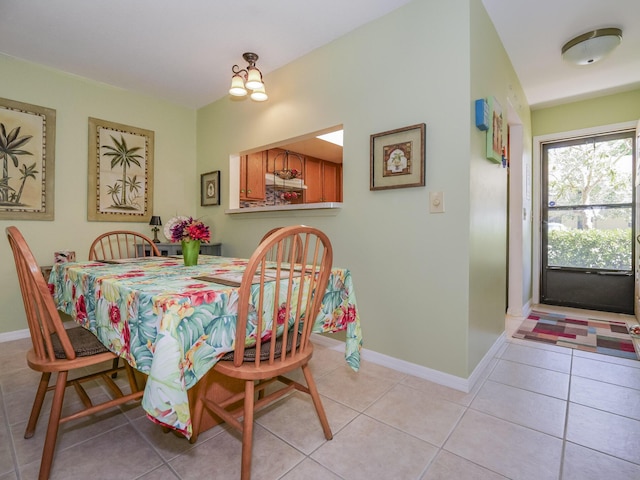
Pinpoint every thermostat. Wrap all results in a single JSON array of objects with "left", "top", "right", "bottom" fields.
[{"left": 475, "top": 98, "right": 489, "bottom": 131}]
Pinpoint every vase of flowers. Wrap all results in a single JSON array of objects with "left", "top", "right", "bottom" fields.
[{"left": 170, "top": 217, "right": 211, "bottom": 266}]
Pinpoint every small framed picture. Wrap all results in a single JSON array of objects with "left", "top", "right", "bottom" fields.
[
  {"left": 486, "top": 96, "right": 503, "bottom": 163},
  {"left": 370, "top": 123, "right": 426, "bottom": 190},
  {"left": 201, "top": 170, "right": 220, "bottom": 206}
]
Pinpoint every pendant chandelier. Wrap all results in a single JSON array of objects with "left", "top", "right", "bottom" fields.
[{"left": 229, "top": 52, "right": 268, "bottom": 102}]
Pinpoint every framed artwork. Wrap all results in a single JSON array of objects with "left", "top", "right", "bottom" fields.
[
  {"left": 88, "top": 117, "right": 154, "bottom": 222},
  {"left": 0, "top": 97, "right": 56, "bottom": 220},
  {"left": 370, "top": 123, "right": 425, "bottom": 190},
  {"left": 486, "top": 96, "right": 503, "bottom": 163},
  {"left": 201, "top": 170, "right": 220, "bottom": 206}
]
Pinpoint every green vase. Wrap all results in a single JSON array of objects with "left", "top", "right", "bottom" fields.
[{"left": 181, "top": 240, "right": 200, "bottom": 266}]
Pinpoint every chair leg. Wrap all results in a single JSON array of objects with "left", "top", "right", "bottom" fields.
[
  {"left": 189, "top": 395, "right": 203, "bottom": 444},
  {"left": 240, "top": 380, "right": 255, "bottom": 480},
  {"left": 111, "top": 357, "right": 119, "bottom": 378},
  {"left": 24, "top": 372, "right": 51, "bottom": 439},
  {"left": 123, "top": 362, "right": 140, "bottom": 393},
  {"left": 38, "top": 371, "right": 68, "bottom": 480},
  {"left": 301, "top": 364, "right": 333, "bottom": 440}
]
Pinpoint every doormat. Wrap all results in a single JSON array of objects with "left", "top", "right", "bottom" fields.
[{"left": 513, "top": 311, "right": 639, "bottom": 360}]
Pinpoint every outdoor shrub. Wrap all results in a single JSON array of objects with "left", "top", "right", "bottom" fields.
[{"left": 547, "top": 228, "right": 631, "bottom": 270}]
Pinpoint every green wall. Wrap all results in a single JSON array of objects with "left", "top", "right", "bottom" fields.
[
  {"left": 0, "top": 54, "right": 197, "bottom": 335},
  {"left": 468, "top": 0, "right": 532, "bottom": 375},
  {"left": 532, "top": 89, "right": 640, "bottom": 136},
  {"left": 195, "top": 0, "right": 524, "bottom": 378}
]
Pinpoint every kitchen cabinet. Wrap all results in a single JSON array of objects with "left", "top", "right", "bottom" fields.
[
  {"left": 240, "top": 152, "right": 266, "bottom": 201},
  {"left": 267, "top": 148, "right": 304, "bottom": 175},
  {"left": 304, "top": 157, "right": 342, "bottom": 203},
  {"left": 322, "top": 161, "right": 341, "bottom": 202}
]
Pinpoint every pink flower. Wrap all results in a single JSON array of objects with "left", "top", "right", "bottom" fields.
[
  {"left": 76, "top": 296, "right": 87, "bottom": 321},
  {"left": 122, "top": 322, "right": 130, "bottom": 353},
  {"left": 109, "top": 303, "right": 121, "bottom": 325},
  {"left": 277, "top": 303, "right": 288, "bottom": 325},
  {"left": 343, "top": 304, "right": 357, "bottom": 323},
  {"left": 170, "top": 217, "right": 211, "bottom": 243}
]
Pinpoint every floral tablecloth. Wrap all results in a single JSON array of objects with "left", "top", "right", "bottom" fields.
[{"left": 49, "top": 255, "right": 362, "bottom": 438}]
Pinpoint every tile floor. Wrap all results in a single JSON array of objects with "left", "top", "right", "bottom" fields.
[{"left": 1, "top": 307, "right": 640, "bottom": 479}]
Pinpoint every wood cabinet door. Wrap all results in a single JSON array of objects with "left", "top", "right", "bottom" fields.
[
  {"left": 322, "top": 162, "right": 341, "bottom": 202},
  {"left": 304, "top": 157, "right": 323, "bottom": 203},
  {"left": 268, "top": 148, "right": 304, "bottom": 175},
  {"left": 241, "top": 152, "right": 266, "bottom": 200}
]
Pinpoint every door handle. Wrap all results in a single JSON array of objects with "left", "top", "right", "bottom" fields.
[{"left": 637, "top": 234, "right": 640, "bottom": 243}]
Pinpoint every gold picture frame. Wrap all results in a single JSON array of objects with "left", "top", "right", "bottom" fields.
[
  {"left": 370, "top": 123, "right": 425, "bottom": 190},
  {"left": 88, "top": 117, "right": 154, "bottom": 222},
  {"left": 201, "top": 170, "right": 220, "bottom": 206},
  {"left": 0, "top": 97, "right": 56, "bottom": 220},
  {"left": 486, "top": 96, "right": 503, "bottom": 163}
]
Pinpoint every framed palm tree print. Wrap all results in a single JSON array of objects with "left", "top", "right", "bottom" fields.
[
  {"left": 0, "top": 97, "right": 56, "bottom": 220},
  {"left": 88, "top": 117, "right": 154, "bottom": 222}
]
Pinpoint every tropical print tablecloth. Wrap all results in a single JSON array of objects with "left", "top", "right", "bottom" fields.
[{"left": 49, "top": 255, "right": 361, "bottom": 439}]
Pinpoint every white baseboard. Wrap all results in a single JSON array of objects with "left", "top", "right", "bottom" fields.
[
  {"left": 311, "top": 331, "right": 506, "bottom": 393},
  {"left": 2, "top": 329, "right": 505, "bottom": 394},
  {"left": 0, "top": 328, "right": 30, "bottom": 343}
]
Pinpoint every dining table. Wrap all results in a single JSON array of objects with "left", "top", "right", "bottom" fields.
[{"left": 48, "top": 255, "right": 362, "bottom": 439}]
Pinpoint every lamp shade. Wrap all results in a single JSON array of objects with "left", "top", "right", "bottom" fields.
[
  {"left": 149, "top": 215, "right": 162, "bottom": 226},
  {"left": 562, "top": 28, "right": 622, "bottom": 65},
  {"left": 250, "top": 86, "right": 268, "bottom": 102},
  {"left": 245, "top": 67, "right": 263, "bottom": 90},
  {"left": 229, "top": 74, "right": 248, "bottom": 96}
]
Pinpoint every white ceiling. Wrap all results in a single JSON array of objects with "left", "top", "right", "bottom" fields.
[
  {"left": 482, "top": 0, "right": 640, "bottom": 109},
  {"left": 1, "top": 0, "right": 638, "bottom": 110}
]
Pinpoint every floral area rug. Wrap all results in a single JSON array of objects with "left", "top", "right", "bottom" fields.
[{"left": 513, "top": 311, "right": 639, "bottom": 360}]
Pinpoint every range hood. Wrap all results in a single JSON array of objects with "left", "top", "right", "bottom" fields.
[{"left": 265, "top": 173, "right": 307, "bottom": 190}]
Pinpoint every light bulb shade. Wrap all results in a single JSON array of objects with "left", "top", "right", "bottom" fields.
[
  {"left": 229, "top": 74, "right": 248, "bottom": 96},
  {"left": 149, "top": 215, "right": 162, "bottom": 226},
  {"left": 250, "top": 86, "right": 268, "bottom": 102},
  {"left": 562, "top": 28, "right": 622, "bottom": 65},
  {"left": 245, "top": 67, "right": 263, "bottom": 90}
]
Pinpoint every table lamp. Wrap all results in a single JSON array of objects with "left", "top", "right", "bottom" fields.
[{"left": 149, "top": 216, "right": 162, "bottom": 243}]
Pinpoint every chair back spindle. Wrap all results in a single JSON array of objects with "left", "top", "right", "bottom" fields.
[{"left": 88, "top": 230, "right": 160, "bottom": 260}]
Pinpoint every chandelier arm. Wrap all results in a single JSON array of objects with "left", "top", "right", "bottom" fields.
[{"left": 231, "top": 65, "right": 247, "bottom": 77}]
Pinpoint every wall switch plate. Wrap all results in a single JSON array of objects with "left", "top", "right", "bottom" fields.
[{"left": 430, "top": 191, "right": 445, "bottom": 213}]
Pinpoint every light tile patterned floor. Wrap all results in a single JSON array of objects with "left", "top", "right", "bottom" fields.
[{"left": 1, "top": 308, "right": 640, "bottom": 479}]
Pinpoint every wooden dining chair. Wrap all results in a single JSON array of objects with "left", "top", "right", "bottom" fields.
[
  {"left": 6, "top": 226, "right": 143, "bottom": 480},
  {"left": 88, "top": 230, "right": 160, "bottom": 261},
  {"left": 88, "top": 230, "right": 161, "bottom": 375},
  {"left": 190, "top": 225, "right": 334, "bottom": 480},
  {"left": 260, "top": 226, "right": 304, "bottom": 263}
]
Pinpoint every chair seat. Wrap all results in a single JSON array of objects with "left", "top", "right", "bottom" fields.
[
  {"left": 50, "top": 327, "right": 110, "bottom": 359},
  {"left": 214, "top": 341, "right": 314, "bottom": 380},
  {"left": 220, "top": 332, "right": 301, "bottom": 362}
]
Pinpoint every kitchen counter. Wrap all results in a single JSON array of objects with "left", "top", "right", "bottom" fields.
[{"left": 226, "top": 202, "right": 342, "bottom": 214}]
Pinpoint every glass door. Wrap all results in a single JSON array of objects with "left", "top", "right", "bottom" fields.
[{"left": 541, "top": 131, "right": 635, "bottom": 313}]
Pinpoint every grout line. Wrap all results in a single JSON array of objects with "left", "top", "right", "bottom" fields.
[
  {"left": 0, "top": 384, "right": 22, "bottom": 480},
  {"left": 558, "top": 350, "right": 573, "bottom": 480}
]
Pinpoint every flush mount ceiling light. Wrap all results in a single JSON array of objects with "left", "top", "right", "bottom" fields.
[
  {"left": 561, "top": 28, "right": 622, "bottom": 65},
  {"left": 229, "top": 52, "right": 268, "bottom": 102}
]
